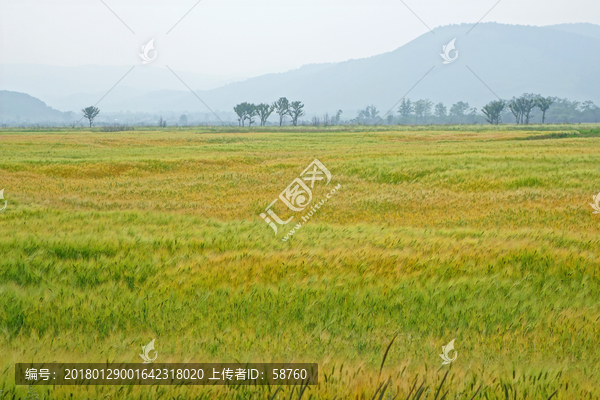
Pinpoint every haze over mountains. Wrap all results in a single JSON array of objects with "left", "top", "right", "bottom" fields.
[
  {"left": 1, "top": 22, "right": 600, "bottom": 123},
  {"left": 0, "top": 64, "right": 240, "bottom": 110}
]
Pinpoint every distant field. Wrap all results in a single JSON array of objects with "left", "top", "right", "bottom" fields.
[{"left": 1, "top": 125, "right": 599, "bottom": 399}]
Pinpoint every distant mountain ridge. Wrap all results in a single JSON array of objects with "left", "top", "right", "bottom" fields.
[
  {"left": 175, "top": 22, "right": 600, "bottom": 115},
  {"left": 1, "top": 22, "right": 600, "bottom": 122},
  {"left": 545, "top": 22, "right": 600, "bottom": 40},
  {"left": 0, "top": 64, "right": 242, "bottom": 113},
  {"left": 0, "top": 91, "right": 71, "bottom": 123},
  {"left": 90, "top": 22, "right": 600, "bottom": 116}
]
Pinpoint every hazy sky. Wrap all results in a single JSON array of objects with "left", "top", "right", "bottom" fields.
[{"left": 2, "top": 0, "right": 600, "bottom": 78}]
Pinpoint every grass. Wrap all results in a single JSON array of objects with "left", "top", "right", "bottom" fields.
[{"left": 0, "top": 124, "right": 599, "bottom": 399}]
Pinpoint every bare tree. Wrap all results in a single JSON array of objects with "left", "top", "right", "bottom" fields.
[{"left": 82, "top": 106, "right": 100, "bottom": 128}]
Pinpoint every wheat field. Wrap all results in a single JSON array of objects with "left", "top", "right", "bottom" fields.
[{"left": 0, "top": 125, "right": 599, "bottom": 399}]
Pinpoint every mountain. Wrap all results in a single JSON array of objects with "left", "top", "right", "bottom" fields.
[
  {"left": 2, "top": 22, "right": 600, "bottom": 120},
  {"left": 0, "top": 64, "right": 242, "bottom": 112},
  {"left": 173, "top": 22, "right": 600, "bottom": 116},
  {"left": 0, "top": 91, "right": 72, "bottom": 124},
  {"left": 545, "top": 23, "right": 600, "bottom": 40}
]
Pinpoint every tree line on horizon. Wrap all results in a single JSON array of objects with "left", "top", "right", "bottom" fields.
[
  {"left": 482, "top": 94, "right": 554, "bottom": 125},
  {"left": 233, "top": 97, "right": 305, "bottom": 127},
  {"left": 75, "top": 94, "right": 600, "bottom": 128},
  {"left": 351, "top": 94, "right": 600, "bottom": 126}
]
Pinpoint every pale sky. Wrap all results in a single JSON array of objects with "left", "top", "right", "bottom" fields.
[{"left": 1, "top": 0, "right": 600, "bottom": 78}]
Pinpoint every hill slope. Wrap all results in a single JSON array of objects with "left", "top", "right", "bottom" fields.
[
  {"left": 2, "top": 22, "right": 600, "bottom": 118},
  {"left": 169, "top": 22, "right": 599, "bottom": 115},
  {"left": 0, "top": 91, "right": 72, "bottom": 124},
  {"left": 546, "top": 22, "right": 600, "bottom": 40}
]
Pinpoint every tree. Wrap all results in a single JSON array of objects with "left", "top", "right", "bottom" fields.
[
  {"left": 233, "top": 102, "right": 256, "bottom": 127},
  {"left": 581, "top": 100, "right": 597, "bottom": 112},
  {"left": 508, "top": 98, "right": 524, "bottom": 124},
  {"left": 179, "top": 114, "right": 188, "bottom": 126},
  {"left": 332, "top": 110, "right": 343, "bottom": 125},
  {"left": 234, "top": 103, "right": 247, "bottom": 126},
  {"left": 158, "top": 116, "right": 167, "bottom": 127},
  {"left": 368, "top": 105, "right": 380, "bottom": 119},
  {"left": 357, "top": 105, "right": 380, "bottom": 124},
  {"left": 245, "top": 104, "right": 257, "bottom": 127},
  {"left": 549, "top": 98, "right": 580, "bottom": 123},
  {"left": 520, "top": 94, "right": 537, "bottom": 125},
  {"left": 536, "top": 96, "right": 554, "bottom": 124},
  {"left": 82, "top": 106, "right": 100, "bottom": 128},
  {"left": 481, "top": 100, "right": 506, "bottom": 125},
  {"left": 289, "top": 101, "right": 305, "bottom": 126},
  {"left": 255, "top": 103, "right": 274, "bottom": 126},
  {"left": 434, "top": 103, "right": 447, "bottom": 118},
  {"left": 468, "top": 108, "right": 480, "bottom": 124},
  {"left": 398, "top": 98, "right": 414, "bottom": 118},
  {"left": 273, "top": 97, "right": 290, "bottom": 126},
  {"left": 449, "top": 101, "right": 470, "bottom": 118},
  {"left": 414, "top": 99, "right": 433, "bottom": 123},
  {"left": 581, "top": 101, "right": 600, "bottom": 122}
]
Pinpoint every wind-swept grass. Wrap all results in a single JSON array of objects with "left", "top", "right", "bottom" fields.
[{"left": 0, "top": 125, "right": 599, "bottom": 398}]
